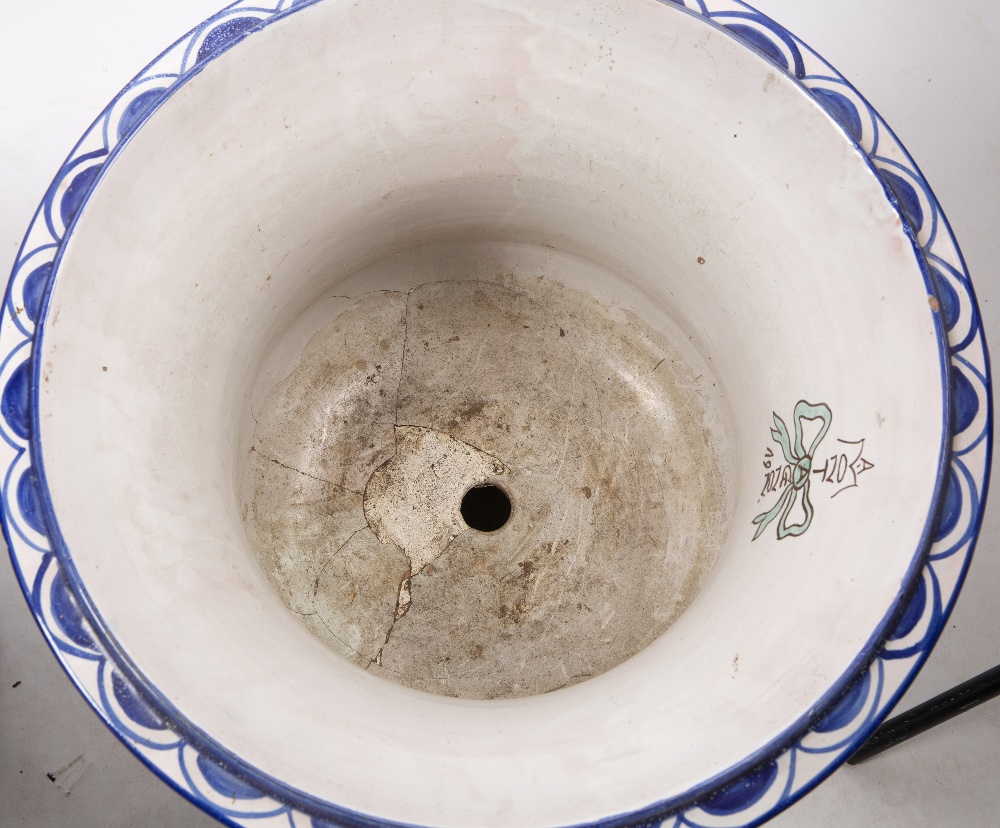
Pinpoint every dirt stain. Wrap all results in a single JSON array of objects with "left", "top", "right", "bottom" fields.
[{"left": 240, "top": 275, "right": 733, "bottom": 699}]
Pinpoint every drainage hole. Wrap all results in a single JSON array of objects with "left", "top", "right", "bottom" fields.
[{"left": 461, "top": 485, "right": 511, "bottom": 532}]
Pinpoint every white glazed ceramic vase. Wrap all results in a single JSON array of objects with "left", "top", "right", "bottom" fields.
[{"left": 2, "top": 1, "right": 990, "bottom": 827}]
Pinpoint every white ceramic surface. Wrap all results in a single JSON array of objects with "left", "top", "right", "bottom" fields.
[{"left": 2, "top": 1, "right": 990, "bottom": 827}]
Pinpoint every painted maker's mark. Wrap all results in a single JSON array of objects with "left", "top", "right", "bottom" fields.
[
  {"left": 753, "top": 401, "right": 873, "bottom": 541},
  {"left": 814, "top": 438, "right": 874, "bottom": 498}
]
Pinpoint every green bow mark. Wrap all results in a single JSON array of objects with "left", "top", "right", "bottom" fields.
[{"left": 752, "top": 400, "right": 832, "bottom": 541}]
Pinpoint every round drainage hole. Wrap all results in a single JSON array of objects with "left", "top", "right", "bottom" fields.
[{"left": 461, "top": 485, "right": 511, "bottom": 532}]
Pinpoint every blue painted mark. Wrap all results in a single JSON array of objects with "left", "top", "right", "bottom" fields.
[
  {"left": 117, "top": 88, "right": 168, "bottom": 141},
  {"left": 952, "top": 365, "right": 979, "bottom": 435},
  {"left": 196, "top": 754, "right": 263, "bottom": 800},
  {"left": 1, "top": 360, "right": 31, "bottom": 441},
  {"left": 23, "top": 262, "right": 53, "bottom": 324},
  {"left": 50, "top": 574, "right": 97, "bottom": 650},
  {"left": 814, "top": 671, "right": 871, "bottom": 733},
  {"left": 112, "top": 669, "right": 167, "bottom": 730},
  {"left": 723, "top": 24, "right": 788, "bottom": 72},
  {"left": 811, "top": 88, "right": 863, "bottom": 144},
  {"left": 934, "top": 467, "right": 962, "bottom": 542},
  {"left": 888, "top": 576, "right": 927, "bottom": 641},
  {"left": 880, "top": 169, "right": 924, "bottom": 235},
  {"left": 59, "top": 165, "right": 103, "bottom": 229},
  {"left": 929, "top": 264, "right": 960, "bottom": 332},
  {"left": 196, "top": 18, "right": 261, "bottom": 64},
  {"left": 699, "top": 760, "right": 779, "bottom": 815},
  {"left": 311, "top": 818, "right": 340, "bottom": 828},
  {"left": 16, "top": 464, "right": 46, "bottom": 535}
]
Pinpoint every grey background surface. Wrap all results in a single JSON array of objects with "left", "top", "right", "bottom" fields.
[{"left": 2, "top": 1, "right": 998, "bottom": 825}]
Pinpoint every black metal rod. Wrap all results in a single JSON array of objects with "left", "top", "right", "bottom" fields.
[{"left": 848, "top": 663, "right": 1000, "bottom": 764}]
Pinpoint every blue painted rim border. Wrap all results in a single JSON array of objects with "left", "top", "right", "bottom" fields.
[{"left": 1, "top": 2, "right": 991, "bottom": 827}]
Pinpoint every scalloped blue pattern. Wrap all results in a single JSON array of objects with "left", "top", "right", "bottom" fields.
[{"left": 2, "top": 1, "right": 991, "bottom": 827}]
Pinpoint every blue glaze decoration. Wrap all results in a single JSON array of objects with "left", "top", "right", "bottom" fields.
[
  {"left": 723, "top": 24, "right": 787, "bottom": 71},
  {"left": 813, "top": 671, "right": 871, "bottom": 734},
  {"left": 810, "top": 88, "right": 863, "bottom": 144},
  {"left": 880, "top": 168, "right": 924, "bottom": 236},
  {"left": 22, "top": 262, "right": 53, "bottom": 324},
  {"left": 112, "top": 670, "right": 167, "bottom": 731},
  {"left": 882, "top": 569, "right": 943, "bottom": 663},
  {"left": 59, "top": 164, "right": 104, "bottom": 230},
  {"left": 929, "top": 264, "right": 961, "bottom": 333},
  {"left": 708, "top": 11, "right": 805, "bottom": 78},
  {"left": 952, "top": 365, "right": 980, "bottom": 435},
  {"left": 196, "top": 18, "right": 262, "bottom": 64},
  {"left": 196, "top": 753, "right": 266, "bottom": 801},
  {"left": 699, "top": 760, "right": 779, "bottom": 815},
  {"left": 117, "top": 88, "right": 169, "bottom": 141},
  {"left": 50, "top": 573, "right": 97, "bottom": 650},
  {"left": 1, "top": 361, "right": 32, "bottom": 441},
  {"left": 887, "top": 576, "right": 927, "bottom": 642},
  {"left": 15, "top": 464, "right": 46, "bottom": 535},
  {"left": 934, "top": 467, "right": 963, "bottom": 542}
]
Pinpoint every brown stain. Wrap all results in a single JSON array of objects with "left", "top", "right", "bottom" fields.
[
  {"left": 242, "top": 276, "right": 732, "bottom": 700},
  {"left": 456, "top": 398, "right": 488, "bottom": 420},
  {"left": 497, "top": 597, "right": 530, "bottom": 626},
  {"left": 928, "top": 295, "right": 940, "bottom": 312}
]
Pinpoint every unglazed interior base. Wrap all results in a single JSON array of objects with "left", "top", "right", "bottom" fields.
[{"left": 241, "top": 244, "right": 733, "bottom": 698}]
